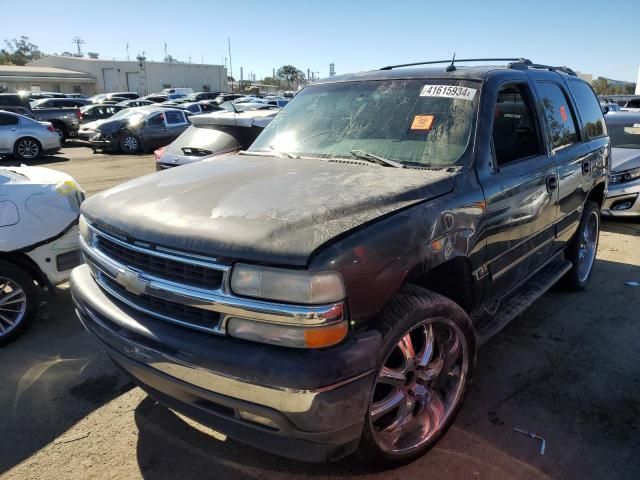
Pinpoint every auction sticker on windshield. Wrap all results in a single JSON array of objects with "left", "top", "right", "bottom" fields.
[{"left": 420, "top": 85, "right": 477, "bottom": 100}]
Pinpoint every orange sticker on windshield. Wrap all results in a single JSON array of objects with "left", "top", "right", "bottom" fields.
[
  {"left": 560, "top": 106, "right": 568, "bottom": 122},
  {"left": 411, "top": 115, "right": 435, "bottom": 131}
]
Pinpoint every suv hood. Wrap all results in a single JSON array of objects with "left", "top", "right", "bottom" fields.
[
  {"left": 611, "top": 147, "right": 640, "bottom": 172},
  {"left": 82, "top": 155, "right": 454, "bottom": 265}
]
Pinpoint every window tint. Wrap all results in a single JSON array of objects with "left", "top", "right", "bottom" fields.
[
  {"left": 0, "top": 113, "right": 19, "bottom": 126},
  {"left": 146, "top": 113, "right": 165, "bottom": 127},
  {"left": 492, "top": 84, "right": 542, "bottom": 165},
  {"left": 165, "top": 111, "right": 186, "bottom": 124},
  {"left": 568, "top": 81, "right": 606, "bottom": 139},
  {"left": 537, "top": 82, "right": 579, "bottom": 151}
]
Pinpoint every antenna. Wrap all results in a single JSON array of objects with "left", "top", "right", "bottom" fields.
[
  {"left": 72, "top": 36, "right": 85, "bottom": 55},
  {"left": 446, "top": 52, "right": 456, "bottom": 72}
]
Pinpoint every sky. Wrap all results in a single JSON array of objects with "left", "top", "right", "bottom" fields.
[{"left": 1, "top": 0, "right": 638, "bottom": 82}]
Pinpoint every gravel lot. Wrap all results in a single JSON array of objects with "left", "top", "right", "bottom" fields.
[{"left": 1, "top": 144, "right": 639, "bottom": 480}]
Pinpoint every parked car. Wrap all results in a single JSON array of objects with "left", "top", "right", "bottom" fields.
[
  {"left": 65, "top": 93, "right": 88, "bottom": 99},
  {"left": 162, "top": 87, "right": 193, "bottom": 97},
  {"left": 622, "top": 98, "right": 640, "bottom": 112},
  {"left": 602, "top": 111, "right": 640, "bottom": 216},
  {"left": 213, "top": 93, "right": 244, "bottom": 105},
  {"left": 24, "top": 91, "right": 67, "bottom": 100},
  {"left": 107, "top": 92, "right": 139, "bottom": 101},
  {"left": 167, "top": 101, "right": 220, "bottom": 115},
  {"left": 30, "top": 106, "right": 82, "bottom": 142},
  {"left": 0, "top": 106, "right": 34, "bottom": 118},
  {"left": 96, "top": 97, "right": 129, "bottom": 105},
  {"left": 116, "top": 99, "right": 153, "bottom": 108},
  {"left": 79, "top": 104, "right": 124, "bottom": 124},
  {"left": 31, "top": 98, "right": 90, "bottom": 109},
  {"left": 142, "top": 94, "right": 169, "bottom": 103},
  {"left": 0, "top": 111, "right": 61, "bottom": 160},
  {"left": 155, "top": 108, "right": 278, "bottom": 170},
  {"left": 0, "top": 93, "right": 32, "bottom": 111},
  {"left": 600, "top": 101, "right": 621, "bottom": 113},
  {"left": 72, "top": 59, "right": 608, "bottom": 465},
  {"left": 182, "top": 91, "right": 221, "bottom": 102},
  {"left": 88, "top": 106, "right": 190, "bottom": 153},
  {"left": 0, "top": 165, "right": 83, "bottom": 345}
]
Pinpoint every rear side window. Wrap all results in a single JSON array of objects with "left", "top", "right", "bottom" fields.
[
  {"left": 567, "top": 81, "right": 606, "bottom": 140},
  {"left": 165, "top": 111, "right": 186, "bottom": 124},
  {"left": 146, "top": 113, "right": 165, "bottom": 127},
  {"left": 537, "top": 82, "right": 579, "bottom": 152},
  {"left": 0, "top": 113, "right": 19, "bottom": 126}
]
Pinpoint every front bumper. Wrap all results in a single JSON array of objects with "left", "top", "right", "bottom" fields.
[
  {"left": 602, "top": 178, "right": 640, "bottom": 217},
  {"left": 88, "top": 134, "right": 118, "bottom": 151},
  {"left": 71, "top": 265, "right": 379, "bottom": 462},
  {"left": 26, "top": 225, "right": 81, "bottom": 285}
]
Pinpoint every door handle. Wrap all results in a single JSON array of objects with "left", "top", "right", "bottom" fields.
[
  {"left": 546, "top": 175, "right": 558, "bottom": 192},
  {"left": 582, "top": 160, "right": 591, "bottom": 175}
]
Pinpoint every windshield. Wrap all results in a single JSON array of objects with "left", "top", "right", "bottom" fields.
[
  {"left": 110, "top": 108, "right": 147, "bottom": 121},
  {"left": 250, "top": 79, "right": 479, "bottom": 167},
  {"left": 608, "top": 121, "right": 640, "bottom": 149}
]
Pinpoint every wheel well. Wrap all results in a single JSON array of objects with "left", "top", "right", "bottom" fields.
[
  {"left": 588, "top": 182, "right": 606, "bottom": 208},
  {"left": 409, "top": 257, "right": 475, "bottom": 313},
  {"left": 0, "top": 252, "right": 46, "bottom": 287}
]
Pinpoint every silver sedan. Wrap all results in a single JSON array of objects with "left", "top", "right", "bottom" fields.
[{"left": 0, "top": 111, "right": 61, "bottom": 161}]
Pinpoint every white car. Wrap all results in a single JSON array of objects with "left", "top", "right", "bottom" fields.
[
  {"left": 0, "top": 166, "right": 84, "bottom": 345},
  {"left": 0, "top": 111, "right": 61, "bottom": 161}
]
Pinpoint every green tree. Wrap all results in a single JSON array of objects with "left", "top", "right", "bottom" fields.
[
  {"left": 591, "top": 77, "right": 608, "bottom": 96},
  {"left": 0, "top": 36, "right": 43, "bottom": 65},
  {"left": 276, "top": 65, "right": 305, "bottom": 88}
]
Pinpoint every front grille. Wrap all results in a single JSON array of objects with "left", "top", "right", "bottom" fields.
[
  {"left": 99, "top": 273, "right": 221, "bottom": 331},
  {"left": 96, "top": 235, "right": 223, "bottom": 291}
]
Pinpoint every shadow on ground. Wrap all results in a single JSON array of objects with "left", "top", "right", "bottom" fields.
[
  {"left": 128, "top": 257, "right": 640, "bottom": 480},
  {"left": 601, "top": 216, "right": 640, "bottom": 237},
  {"left": 0, "top": 286, "right": 133, "bottom": 474}
]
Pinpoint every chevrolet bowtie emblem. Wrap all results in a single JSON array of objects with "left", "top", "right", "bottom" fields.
[{"left": 115, "top": 270, "right": 149, "bottom": 295}]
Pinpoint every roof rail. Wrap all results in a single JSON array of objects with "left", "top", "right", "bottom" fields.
[
  {"left": 508, "top": 61, "right": 577, "bottom": 77},
  {"left": 379, "top": 58, "right": 530, "bottom": 71}
]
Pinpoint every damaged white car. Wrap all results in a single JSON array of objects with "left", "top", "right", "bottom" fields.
[{"left": 0, "top": 166, "right": 84, "bottom": 345}]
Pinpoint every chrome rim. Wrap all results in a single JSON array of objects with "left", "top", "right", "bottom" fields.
[
  {"left": 577, "top": 211, "right": 599, "bottom": 283},
  {"left": 16, "top": 140, "right": 39, "bottom": 159},
  {"left": 122, "top": 136, "right": 139, "bottom": 152},
  {"left": 369, "top": 318, "right": 468, "bottom": 455},
  {"left": 0, "top": 276, "right": 27, "bottom": 337}
]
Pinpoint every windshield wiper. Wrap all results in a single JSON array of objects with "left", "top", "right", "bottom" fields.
[
  {"left": 350, "top": 150, "right": 404, "bottom": 168},
  {"left": 268, "top": 145, "right": 299, "bottom": 158}
]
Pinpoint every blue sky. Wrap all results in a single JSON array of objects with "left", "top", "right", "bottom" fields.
[{"left": 2, "top": 0, "right": 638, "bottom": 82}]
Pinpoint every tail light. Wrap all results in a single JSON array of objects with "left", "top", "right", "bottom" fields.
[
  {"left": 154, "top": 146, "right": 167, "bottom": 161},
  {"left": 47, "top": 125, "right": 56, "bottom": 133},
  {"left": 75, "top": 108, "right": 81, "bottom": 120}
]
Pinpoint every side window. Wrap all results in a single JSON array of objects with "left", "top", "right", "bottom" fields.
[
  {"left": 567, "top": 80, "right": 607, "bottom": 139},
  {"left": 537, "top": 82, "right": 579, "bottom": 152},
  {"left": 0, "top": 113, "right": 19, "bottom": 126},
  {"left": 492, "top": 83, "right": 543, "bottom": 166},
  {"left": 146, "top": 113, "right": 165, "bottom": 127},
  {"left": 165, "top": 111, "right": 186, "bottom": 124}
]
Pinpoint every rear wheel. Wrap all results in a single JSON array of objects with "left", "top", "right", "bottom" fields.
[
  {"left": 358, "top": 286, "right": 475, "bottom": 467},
  {"left": 0, "top": 261, "right": 39, "bottom": 346},
  {"left": 119, "top": 133, "right": 141, "bottom": 154},
  {"left": 14, "top": 137, "right": 42, "bottom": 161},
  {"left": 51, "top": 122, "right": 68, "bottom": 143},
  {"left": 563, "top": 201, "right": 600, "bottom": 290}
]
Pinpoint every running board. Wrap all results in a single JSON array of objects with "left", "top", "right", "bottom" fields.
[{"left": 475, "top": 258, "right": 573, "bottom": 345}]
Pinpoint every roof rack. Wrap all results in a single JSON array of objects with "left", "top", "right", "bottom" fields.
[
  {"left": 379, "top": 58, "right": 577, "bottom": 77},
  {"left": 507, "top": 60, "right": 577, "bottom": 76},
  {"left": 379, "top": 58, "right": 530, "bottom": 71}
]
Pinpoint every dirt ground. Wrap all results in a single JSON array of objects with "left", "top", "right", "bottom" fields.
[{"left": 1, "top": 145, "right": 639, "bottom": 480}]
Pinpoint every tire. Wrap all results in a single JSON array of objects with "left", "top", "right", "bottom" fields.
[
  {"left": 14, "top": 137, "right": 42, "bottom": 161},
  {"left": 119, "top": 133, "right": 141, "bottom": 154},
  {"left": 0, "top": 261, "right": 39, "bottom": 346},
  {"left": 563, "top": 200, "right": 600, "bottom": 290},
  {"left": 51, "top": 123, "right": 68, "bottom": 143},
  {"left": 358, "top": 285, "right": 476, "bottom": 468}
]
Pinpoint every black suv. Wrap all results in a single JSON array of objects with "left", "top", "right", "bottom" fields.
[{"left": 72, "top": 59, "right": 608, "bottom": 466}]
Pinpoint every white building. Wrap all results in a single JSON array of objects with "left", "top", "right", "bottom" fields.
[
  {"left": 29, "top": 56, "right": 228, "bottom": 95},
  {"left": 0, "top": 65, "right": 95, "bottom": 94}
]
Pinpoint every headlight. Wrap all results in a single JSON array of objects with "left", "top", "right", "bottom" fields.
[
  {"left": 230, "top": 264, "right": 345, "bottom": 304},
  {"left": 78, "top": 215, "right": 92, "bottom": 244},
  {"left": 610, "top": 167, "right": 640, "bottom": 185}
]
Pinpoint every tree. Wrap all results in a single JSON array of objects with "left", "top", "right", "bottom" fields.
[
  {"left": 591, "top": 77, "right": 609, "bottom": 96},
  {"left": 0, "top": 36, "right": 43, "bottom": 65},
  {"left": 276, "top": 65, "right": 305, "bottom": 88}
]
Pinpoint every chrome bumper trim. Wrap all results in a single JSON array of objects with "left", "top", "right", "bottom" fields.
[{"left": 78, "top": 304, "right": 373, "bottom": 414}]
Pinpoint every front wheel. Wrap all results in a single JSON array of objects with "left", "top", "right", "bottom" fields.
[
  {"left": 0, "top": 261, "right": 39, "bottom": 346},
  {"left": 358, "top": 286, "right": 475, "bottom": 467},
  {"left": 563, "top": 200, "right": 600, "bottom": 290},
  {"left": 119, "top": 133, "right": 141, "bottom": 154},
  {"left": 14, "top": 137, "right": 42, "bottom": 161}
]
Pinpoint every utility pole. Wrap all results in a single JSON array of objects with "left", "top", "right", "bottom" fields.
[
  {"left": 72, "top": 36, "right": 84, "bottom": 55},
  {"left": 228, "top": 37, "right": 233, "bottom": 92},
  {"left": 126, "top": 42, "right": 130, "bottom": 61}
]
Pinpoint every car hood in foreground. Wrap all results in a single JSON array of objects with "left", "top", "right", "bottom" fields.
[
  {"left": 82, "top": 155, "right": 454, "bottom": 265},
  {"left": 611, "top": 147, "right": 640, "bottom": 172}
]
